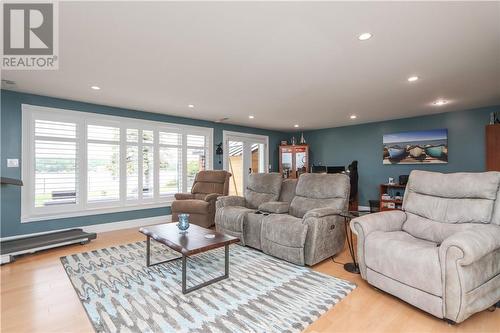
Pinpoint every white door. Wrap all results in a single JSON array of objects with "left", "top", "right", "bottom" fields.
[{"left": 223, "top": 131, "right": 269, "bottom": 196}]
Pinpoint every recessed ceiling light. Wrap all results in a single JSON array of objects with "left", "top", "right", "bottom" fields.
[
  {"left": 188, "top": 104, "right": 195, "bottom": 108},
  {"left": 91, "top": 86, "right": 100, "bottom": 90},
  {"left": 350, "top": 115, "right": 357, "bottom": 119},
  {"left": 294, "top": 124, "right": 300, "bottom": 128},
  {"left": 433, "top": 99, "right": 448, "bottom": 106},
  {"left": 248, "top": 115, "right": 255, "bottom": 119},
  {"left": 358, "top": 33, "right": 372, "bottom": 41},
  {"left": 408, "top": 76, "right": 419, "bottom": 82}
]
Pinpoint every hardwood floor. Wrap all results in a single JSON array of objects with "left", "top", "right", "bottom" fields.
[{"left": 1, "top": 227, "right": 499, "bottom": 333}]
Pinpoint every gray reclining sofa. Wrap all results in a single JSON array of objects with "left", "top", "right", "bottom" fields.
[{"left": 216, "top": 172, "right": 350, "bottom": 266}]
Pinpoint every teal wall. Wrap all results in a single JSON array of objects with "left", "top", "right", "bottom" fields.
[
  {"left": 2, "top": 88, "right": 497, "bottom": 237},
  {"left": 303, "top": 106, "right": 499, "bottom": 206},
  {"left": 0, "top": 90, "right": 288, "bottom": 237}
]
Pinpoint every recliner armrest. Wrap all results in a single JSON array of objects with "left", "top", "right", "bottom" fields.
[
  {"left": 174, "top": 193, "right": 195, "bottom": 200},
  {"left": 204, "top": 193, "right": 221, "bottom": 202},
  {"left": 216, "top": 195, "right": 246, "bottom": 208},
  {"left": 303, "top": 207, "right": 343, "bottom": 219},
  {"left": 258, "top": 201, "right": 290, "bottom": 214},
  {"left": 439, "top": 226, "right": 500, "bottom": 265},
  {"left": 351, "top": 210, "right": 406, "bottom": 237}
]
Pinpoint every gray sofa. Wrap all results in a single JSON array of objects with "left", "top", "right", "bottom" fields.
[
  {"left": 261, "top": 173, "right": 350, "bottom": 266},
  {"left": 215, "top": 173, "right": 284, "bottom": 246},
  {"left": 351, "top": 170, "right": 500, "bottom": 323},
  {"left": 216, "top": 172, "right": 350, "bottom": 266}
]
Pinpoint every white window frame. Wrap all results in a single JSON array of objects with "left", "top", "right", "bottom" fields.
[{"left": 21, "top": 104, "right": 213, "bottom": 222}]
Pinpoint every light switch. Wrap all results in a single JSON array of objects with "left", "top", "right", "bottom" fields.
[{"left": 7, "top": 159, "right": 19, "bottom": 168}]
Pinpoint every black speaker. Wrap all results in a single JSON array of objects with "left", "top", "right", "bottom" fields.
[{"left": 399, "top": 175, "right": 409, "bottom": 186}]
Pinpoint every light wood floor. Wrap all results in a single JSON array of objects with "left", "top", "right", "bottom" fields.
[{"left": 1, "top": 227, "right": 499, "bottom": 333}]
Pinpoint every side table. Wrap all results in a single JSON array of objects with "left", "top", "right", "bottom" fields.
[{"left": 339, "top": 210, "right": 370, "bottom": 274}]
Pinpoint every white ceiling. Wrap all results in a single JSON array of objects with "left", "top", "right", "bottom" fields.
[{"left": 2, "top": 1, "right": 500, "bottom": 131}]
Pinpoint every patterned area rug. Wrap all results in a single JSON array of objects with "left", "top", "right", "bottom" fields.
[{"left": 61, "top": 241, "right": 356, "bottom": 333}]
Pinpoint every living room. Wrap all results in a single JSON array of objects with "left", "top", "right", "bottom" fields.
[{"left": 1, "top": 1, "right": 499, "bottom": 332}]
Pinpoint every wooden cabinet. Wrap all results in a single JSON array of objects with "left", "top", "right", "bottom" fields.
[
  {"left": 486, "top": 124, "right": 500, "bottom": 171},
  {"left": 380, "top": 183, "right": 406, "bottom": 212},
  {"left": 279, "top": 144, "right": 309, "bottom": 178}
]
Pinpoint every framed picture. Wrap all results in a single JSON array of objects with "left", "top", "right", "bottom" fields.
[{"left": 383, "top": 129, "right": 448, "bottom": 164}]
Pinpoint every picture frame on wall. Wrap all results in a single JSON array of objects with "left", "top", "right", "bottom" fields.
[{"left": 383, "top": 129, "right": 448, "bottom": 165}]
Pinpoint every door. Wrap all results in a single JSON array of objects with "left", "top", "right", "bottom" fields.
[{"left": 223, "top": 131, "right": 269, "bottom": 196}]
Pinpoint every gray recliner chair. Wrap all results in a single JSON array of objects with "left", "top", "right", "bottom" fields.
[
  {"left": 215, "top": 173, "right": 283, "bottom": 244},
  {"left": 351, "top": 170, "right": 500, "bottom": 324},
  {"left": 261, "top": 173, "right": 350, "bottom": 266}
]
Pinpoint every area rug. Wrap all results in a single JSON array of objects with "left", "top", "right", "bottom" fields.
[{"left": 60, "top": 241, "right": 356, "bottom": 333}]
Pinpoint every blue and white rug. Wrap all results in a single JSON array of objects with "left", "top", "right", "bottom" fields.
[{"left": 60, "top": 241, "right": 356, "bottom": 333}]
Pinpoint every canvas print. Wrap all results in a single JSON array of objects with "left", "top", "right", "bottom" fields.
[{"left": 383, "top": 129, "right": 448, "bottom": 164}]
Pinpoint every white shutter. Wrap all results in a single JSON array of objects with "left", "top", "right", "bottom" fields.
[
  {"left": 22, "top": 105, "right": 213, "bottom": 221},
  {"left": 87, "top": 125, "right": 120, "bottom": 203},
  {"left": 34, "top": 120, "right": 78, "bottom": 208}
]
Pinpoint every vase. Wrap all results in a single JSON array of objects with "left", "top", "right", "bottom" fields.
[{"left": 177, "top": 213, "right": 190, "bottom": 233}]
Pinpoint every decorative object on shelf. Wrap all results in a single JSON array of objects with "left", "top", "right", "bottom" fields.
[
  {"left": 299, "top": 132, "right": 306, "bottom": 144},
  {"left": 177, "top": 213, "right": 190, "bottom": 233},
  {"left": 388, "top": 177, "right": 395, "bottom": 185},
  {"left": 290, "top": 136, "right": 297, "bottom": 145},
  {"left": 379, "top": 183, "right": 407, "bottom": 211},
  {"left": 399, "top": 174, "right": 409, "bottom": 186},
  {"left": 279, "top": 144, "right": 309, "bottom": 178},
  {"left": 383, "top": 129, "right": 448, "bottom": 164},
  {"left": 490, "top": 111, "right": 500, "bottom": 124},
  {"left": 215, "top": 143, "right": 223, "bottom": 164},
  {"left": 280, "top": 140, "right": 288, "bottom": 146}
]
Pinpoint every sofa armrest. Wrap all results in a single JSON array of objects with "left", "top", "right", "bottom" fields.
[
  {"left": 216, "top": 195, "right": 246, "bottom": 209},
  {"left": 351, "top": 210, "right": 406, "bottom": 237},
  {"left": 174, "top": 193, "right": 194, "bottom": 200},
  {"left": 204, "top": 193, "right": 221, "bottom": 202},
  {"left": 258, "top": 201, "right": 289, "bottom": 214},
  {"left": 303, "top": 207, "right": 343, "bottom": 219},
  {"left": 440, "top": 226, "right": 500, "bottom": 266},
  {"left": 350, "top": 210, "right": 407, "bottom": 279}
]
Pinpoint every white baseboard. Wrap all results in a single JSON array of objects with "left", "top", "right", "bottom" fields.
[
  {"left": 0, "top": 215, "right": 172, "bottom": 242},
  {"left": 82, "top": 215, "right": 171, "bottom": 234},
  {"left": 358, "top": 205, "right": 370, "bottom": 211}
]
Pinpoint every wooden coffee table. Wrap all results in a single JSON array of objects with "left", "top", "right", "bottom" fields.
[{"left": 139, "top": 223, "right": 239, "bottom": 294}]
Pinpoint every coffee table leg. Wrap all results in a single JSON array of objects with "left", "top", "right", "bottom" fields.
[
  {"left": 224, "top": 244, "right": 229, "bottom": 278},
  {"left": 146, "top": 236, "right": 151, "bottom": 267},
  {"left": 182, "top": 255, "right": 187, "bottom": 294},
  {"left": 182, "top": 244, "right": 231, "bottom": 294},
  {"left": 146, "top": 237, "right": 181, "bottom": 267}
]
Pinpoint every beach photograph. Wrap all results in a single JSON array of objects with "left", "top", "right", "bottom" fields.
[{"left": 383, "top": 129, "right": 448, "bottom": 164}]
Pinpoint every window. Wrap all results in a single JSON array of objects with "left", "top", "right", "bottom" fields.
[{"left": 22, "top": 104, "right": 213, "bottom": 221}]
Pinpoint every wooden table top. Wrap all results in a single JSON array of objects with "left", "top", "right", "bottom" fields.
[{"left": 139, "top": 223, "right": 239, "bottom": 256}]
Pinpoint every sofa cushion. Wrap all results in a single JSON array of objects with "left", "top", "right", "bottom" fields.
[
  {"left": 402, "top": 212, "right": 479, "bottom": 244},
  {"left": 261, "top": 214, "right": 307, "bottom": 248},
  {"left": 403, "top": 171, "right": 500, "bottom": 224},
  {"left": 365, "top": 230, "right": 442, "bottom": 297},
  {"left": 278, "top": 179, "right": 298, "bottom": 203},
  {"left": 244, "top": 212, "right": 266, "bottom": 249},
  {"left": 244, "top": 173, "right": 282, "bottom": 209},
  {"left": 258, "top": 201, "right": 289, "bottom": 214},
  {"left": 290, "top": 173, "right": 349, "bottom": 218},
  {"left": 171, "top": 199, "right": 209, "bottom": 215}
]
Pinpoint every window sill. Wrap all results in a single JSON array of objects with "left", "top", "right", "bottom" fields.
[{"left": 21, "top": 201, "right": 172, "bottom": 223}]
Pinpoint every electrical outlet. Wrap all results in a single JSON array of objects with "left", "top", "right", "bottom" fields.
[{"left": 7, "top": 159, "right": 19, "bottom": 168}]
